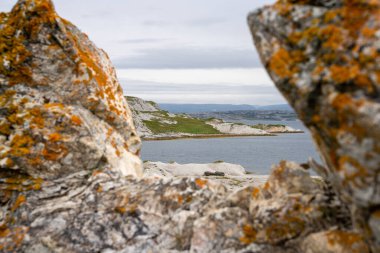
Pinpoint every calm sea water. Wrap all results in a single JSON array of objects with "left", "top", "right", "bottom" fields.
[{"left": 141, "top": 120, "right": 321, "bottom": 174}]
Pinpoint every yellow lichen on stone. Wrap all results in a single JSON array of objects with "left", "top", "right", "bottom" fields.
[
  {"left": 240, "top": 224, "right": 257, "bottom": 244},
  {"left": 195, "top": 178, "right": 208, "bottom": 189},
  {"left": 326, "top": 230, "right": 370, "bottom": 253}
]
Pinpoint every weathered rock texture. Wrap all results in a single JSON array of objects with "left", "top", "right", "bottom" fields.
[
  {"left": 249, "top": 0, "right": 380, "bottom": 251},
  {"left": 1, "top": 158, "right": 353, "bottom": 252},
  {"left": 0, "top": 0, "right": 142, "bottom": 180}
]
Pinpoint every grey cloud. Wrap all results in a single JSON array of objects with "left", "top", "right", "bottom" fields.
[
  {"left": 142, "top": 17, "right": 226, "bottom": 27},
  {"left": 119, "top": 79, "right": 285, "bottom": 104},
  {"left": 142, "top": 20, "right": 170, "bottom": 26},
  {"left": 185, "top": 17, "right": 226, "bottom": 26},
  {"left": 118, "top": 38, "right": 173, "bottom": 44},
  {"left": 81, "top": 11, "right": 112, "bottom": 18},
  {"left": 114, "top": 47, "right": 262, "bottom": 69},
  {"left": 121, "top": 81, "right": 276, "bottom": 94}
]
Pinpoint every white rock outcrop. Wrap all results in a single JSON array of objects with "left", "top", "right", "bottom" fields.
[{"left": 206, "top": 119, "right": 270, "bottom": 135}]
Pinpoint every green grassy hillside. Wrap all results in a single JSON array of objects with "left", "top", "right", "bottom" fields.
[{"left": 142, "top": 111, "right": 221, "bottom": 135}]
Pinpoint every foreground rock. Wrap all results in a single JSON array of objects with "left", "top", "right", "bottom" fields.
[
  {"left": 1, "top": 158, "right": 352, "bottom": 252},
  {"left": 0, "top": 0, "right": 142, "bottom": 179},
  {"left": 249, "top": 0, "right": 380, "bottom": 251}
]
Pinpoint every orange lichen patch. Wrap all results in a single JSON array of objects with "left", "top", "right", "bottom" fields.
[
  {"left": 28, "top": 108, "right": 45, "bottom": 129},
  {"left": 338, "top": 156, "right": 369, "bottom": 182},
  {"left": 274, "top": 2, "right": 292, "bottom": 16},
  {"left": 240, "top": 224, "right": 257, "bottom": 244},
  {"left": 0, "top": 225, "right": 10, "bottom": 238},
  {"left": 115, "top": 206, "right": 127, "bottom": 214},
  {"left": 91, "top": 169, "right": 104, "bottom": 177},
  {"left": 341, "top": 2, "right": 379, "bottom": 39},
  {"left": 11, "top": 195, "right": 26, "bottom": 212},
  {"left": 186, "top": 195, "right": 193, "bottom": 203},
  {"left": 71, "top": 115, "right": 82, "bottom": 126},
  {"left": 114, "top": 194, "right": 132, "bottom": 215},
  {"left": 2, "top": 176, "right": 43, "bottom": 192},
  {"left": 64, "top": 24, "right": 125, "bottom": 117},
  {"left": 354, "top": 74, "right": 375, "bottom": 93},
  {"left": 330, "top": 65, "right": 360, "bottom": 84},
  {"left": 0, "top": 122, "right": 11, "bottom": 135},
  {"left": 42, "top": 144, "right": 68, "bottom": 161},
  {"left": 7, "top": 113, "right": 24, "bottom": 125},
  {"left": 361, "top": 27, "right": 377, "bottom": 38},
  {"left": 288, "top": 27, "right": 319, "bottom": 45},
  {"left": 123, "top": 142, "right": 129, "bottom": 152},
  {"left": 269, "top": 48, "right": 294, "bottom": 79},
  {"left": 9, "top": 134, "right": 34, "bottom": 157},
  {"left": 195, "top": 178, "right": 208, "bottom": 189},
  {"left": 373, "top": 210, "right": 380, "bottom": 218},
  {"left": 28, "top": 156, "right": 42, "bottom": 167},
  {"left": 331, "top": 94, "right": 353, "bottom": 110},
  {"left": 264, "top": 215, "right": 305, "bottom": 244},
  {"left": 111, "top": 139, "right": 121, "bottom": 156},
  {"left": 177, "top": 195, "right": 183, "bottom": 204},
  {"left": 326, "top": 230, "right": 370, "bottom": 253},
  {"left": 106, "top": 115, "right": 115, "bottom": 123},
  {"left": 324, "top": 9, "right": 342, "bottom": 23},
  {"left": 0, "top": 0, "right": 61, "bottom": 86},
  {"left": 320, "top": 25, "right": 345, "bottom": 50},
  {"left": 0, "top": 226, "right": 29, "bottom": 252},
  {"left": 48, "top": 133, "right": 62, "bottom": 142},
  {"left": 95, "top": 185, "right": 103, "bottom": 193},
  {"left": 252, "top": 187, "right": 260, "bottom": 199},
  {"left": 3, "top": 158, "right": 14, "bottom": 167},
  {"left": 107, "top": 128, "right": 114, "bottom": 138},
  {"left": 311, "top": 115, "right": 322, "bottom": 124},
  {"left": 43, "top": 103, "right": 65, "bottom": 109}
]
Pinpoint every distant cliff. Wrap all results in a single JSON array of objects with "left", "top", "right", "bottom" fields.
[{"left": 126, "top": 96, "right": 302, "bottom": 139}]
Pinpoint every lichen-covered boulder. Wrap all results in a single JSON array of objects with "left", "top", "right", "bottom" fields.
[
  {"left": 248, "top": 0, "right": 380, "bottom": 251},
  {"left": 0, "top": 158, "right": 349, "bottom": 252},
  {"left": 0, "top": 0, "right": 142, "bottom": 180},
  {"left": 240, "top": 161, "right": 351, "bottom": 248},
  {"left": 301, "top": 229, "right": 370, "bottom": 253}
]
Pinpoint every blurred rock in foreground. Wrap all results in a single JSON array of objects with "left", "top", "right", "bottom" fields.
[{"left": 249, "top": 0, "right": 380, "bottom": 251}]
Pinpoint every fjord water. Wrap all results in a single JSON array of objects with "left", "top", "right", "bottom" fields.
[{"left": 141, "top": 120, "right": 321, "bottom": 174}]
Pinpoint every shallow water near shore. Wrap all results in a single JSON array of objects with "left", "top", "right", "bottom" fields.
[{"left": 141, "top": 120, "right": 321, "bottom": 174}]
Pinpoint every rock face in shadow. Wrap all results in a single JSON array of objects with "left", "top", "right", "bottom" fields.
[
  {"left": 0, "top": 0, "right": 142, "bottom": 180},
  {"left": 248, "top": 0, "right": 380, "bottom": 251}
]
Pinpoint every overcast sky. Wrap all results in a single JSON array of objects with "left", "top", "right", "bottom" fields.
[{"left": 1, "top": 0, "right": 283, "bottom": 105}]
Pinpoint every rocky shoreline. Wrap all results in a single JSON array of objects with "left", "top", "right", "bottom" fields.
[
  {"left": 142, "top": 133, "right": 275, "bottom": 141},
  {"left": 143, "top": 161, "right": 319, "bottom": 191}
]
